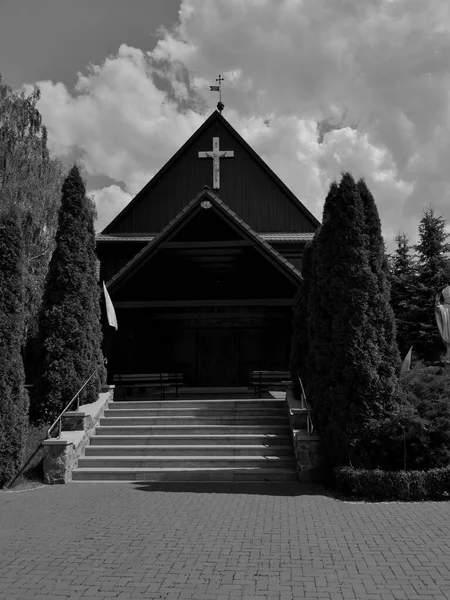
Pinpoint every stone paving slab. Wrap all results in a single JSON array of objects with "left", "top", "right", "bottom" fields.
[{"left": 1, "top": 482, "right": 450, "bottom": 600}]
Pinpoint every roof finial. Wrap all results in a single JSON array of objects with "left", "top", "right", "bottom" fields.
[{"left": 210, "top": 74, "right": 225, "bottom": 114}]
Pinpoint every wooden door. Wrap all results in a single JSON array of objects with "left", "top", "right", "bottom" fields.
[{"left": 197, "top": 328, "right": 239, "bottom": 386}]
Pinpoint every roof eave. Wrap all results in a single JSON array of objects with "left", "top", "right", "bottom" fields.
[{"left": 107, "top": 187, "right": 302, "bottom": 293}]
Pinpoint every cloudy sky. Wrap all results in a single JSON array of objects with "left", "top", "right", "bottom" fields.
[{"left": 3, "top": 0, "right": 450, "bottom": 248}]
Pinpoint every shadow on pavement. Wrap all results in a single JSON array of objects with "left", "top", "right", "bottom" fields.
[{"left": 131, "top": 481, "right": 332, "bottom": 496}]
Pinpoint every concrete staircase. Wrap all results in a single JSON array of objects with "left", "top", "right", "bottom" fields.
[{"left": 72, "top": 394, "right": 298, "bottom": 482}]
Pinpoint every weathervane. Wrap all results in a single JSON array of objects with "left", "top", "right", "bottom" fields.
[{"left": 210, "top": 74, "right": 225, "bottom": 114}]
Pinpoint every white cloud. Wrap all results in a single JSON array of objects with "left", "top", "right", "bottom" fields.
[
  {"left": 32, "top": 43, "right": 204, "bottom": 195},
  {"left": 29, "top": 0, "right": 450, "bottom": 249},
  {"left": 90, "top": 185, "right": 132, "bottom": 232}
]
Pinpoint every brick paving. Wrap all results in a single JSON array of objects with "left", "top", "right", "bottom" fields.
[{"left": 0, "top": 482, "right": 450, "bottom": 600}]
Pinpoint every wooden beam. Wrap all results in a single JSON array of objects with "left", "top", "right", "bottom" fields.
[
  {"left": 114, "top": 298, "right": 295, "bottom": 308},
  {"left": 159, "top": 240, "right": 254, "bottom": 249},
  {"left": 170, "top": 248, "right": 244, "bottom": 258}
]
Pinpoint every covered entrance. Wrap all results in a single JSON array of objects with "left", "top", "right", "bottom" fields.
[
  {"left": 104, "top": 189, "right": 301, "bottom": 386},
  {"left": 109, "top": 302, "right": 293, "bottom": 387}
]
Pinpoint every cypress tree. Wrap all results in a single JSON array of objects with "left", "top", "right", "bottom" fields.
[
  {"left": 306, "top": 182, "right": 339, "bottom": 409},
  {"left": 357, "top": 178, "right": 401, "bottom": 382},
  {"left": 308, "top": 173, "right": 401, "bottom": 470},
  {"left": 0, "top": 214, "right": 29, "bottom": 486},
  {"left": 30, "top": 166, "right": 105, "bottom": 424}
]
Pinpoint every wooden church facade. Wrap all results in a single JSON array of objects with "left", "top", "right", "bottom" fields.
[{"left": 97, "top": 111, "right": 319, "bottom": 386}]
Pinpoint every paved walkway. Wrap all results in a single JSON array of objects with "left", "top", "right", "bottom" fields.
[{"left": 1, "top": 482, "right": 450, "bottom": 600}]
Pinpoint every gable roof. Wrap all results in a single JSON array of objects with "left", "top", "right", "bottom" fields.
[
  {"left": 102, "top": 110, "right": 320, "bottom": 234},
  {"left": 97, "top": 232, "right": 315, "bottom": 243},
  {"left": 107, "top": 186, "right": 302, "bottom": 293}
]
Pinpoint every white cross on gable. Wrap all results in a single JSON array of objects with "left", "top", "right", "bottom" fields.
[{"left": 198, "top": 137, "right": 234, "bottom": 189}]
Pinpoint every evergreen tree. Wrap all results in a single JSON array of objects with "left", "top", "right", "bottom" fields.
[
  {"left": 307, "top": 173, "right": 401, "bottom": 470},
  {"left": 357, "top": 178, "right": 401, "bottom": 381},
  {"left": 389, "top": 232, "right": 416, "bottom": 356},
  {"left": 30, "top": 166, "right": 105, "bottom": 424},
  {"left": 305, "top": 182, "right": 339, "bottom": 409},
  {"left": 404, "top": 207, "right": 450, "bottom": 360},
  {"left": 0, "top": 213, "right": 29, "bottom": 487},
  {"left": 0, "top": 74, "right": 62, "bottom": 370},
  {"left": 391, "top": 232, "right": 415, "bottom": 279}
]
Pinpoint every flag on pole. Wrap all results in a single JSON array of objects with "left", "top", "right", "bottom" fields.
[
  {"left": 103, "top": 281, "right": 118, "bottom": 330},
  {"left": 210, "top": 85, "right": 220, "bottom": 91},
  {"left": 400, "top": 346, "right": 413, "bottom": 374}
]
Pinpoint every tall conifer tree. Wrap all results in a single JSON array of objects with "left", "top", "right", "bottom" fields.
[
  {"left": 358, "top": 178, "right": 401, "bottom": 382},
  {"left": 406, "top": 207, "right": 450, "bottom": 360},
  {"left": 30, "top": 166, "right": 105, "bottom": 424},
  {"left": 0, "top": 214, "right": 29, "bottom": 486},
  {"left": 389, "top": 232, "right": 416, "bottom": 356},
  {"left": 305, "top": 182, "right": 339, "bottom": 407},
  {"left": 307, "top": 173, "right": 401, "bottom": 470}
]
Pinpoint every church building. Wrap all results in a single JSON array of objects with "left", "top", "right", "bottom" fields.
[{"left": 97, "top": 110, "right": 319, "bottom": 387}]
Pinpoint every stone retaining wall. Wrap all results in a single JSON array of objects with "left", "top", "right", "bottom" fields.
[
  {"left": 42, "top": 386, "right": 114, "bottom": 484},
  {"left": 285, "top": 388, "right": 321, "bottom": 482}
]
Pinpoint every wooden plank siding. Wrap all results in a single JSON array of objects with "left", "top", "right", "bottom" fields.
[
  {"left": 106, "top": 116, "right": 318, "bottom": 235},
  {"left": 98, "top": 111, "right": 319, "bottom": 386}
]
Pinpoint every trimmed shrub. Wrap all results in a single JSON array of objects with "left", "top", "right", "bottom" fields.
[
  {"left": 334, "top": 465, "right": 450, "bottom": 500},
  {"left": 0, "top": 214, "right": 29, "bottom": 487},
  {"left": 30, "top": 165, "right": 106, "bottom": 424},
  {"left": 401, "top": 361, "right": 450, "bottom": 402},
  {"left": 398, "top": 362, "right": 450, "bottom": 470}
]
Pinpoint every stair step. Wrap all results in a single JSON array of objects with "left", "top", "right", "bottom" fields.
[
  {"left": 73, "top": 393, "right": 297, "bottom": 483},
  {"left": 89, "top": 434, "right": 293, "bottom": 446},
  {"left": 85, "top": 444, "right": 295, "bottom": 457},
  {"left": 72, "top": 467, "right": 299, "bottom": 482},
  {"left": 109, "top": 399, "right": 286, "bottom": 409},
  {"left": 95, "top": 425, "right": 291, "bottom": 435},
  {"left": 98, "top": 416, "right": 288, "bottom": 426},
  {"left": 78, "top": 456, "right": 297, "bottom": 468},
  {"left": 104, "top": 408, "right": 286, "bottom": 417}
]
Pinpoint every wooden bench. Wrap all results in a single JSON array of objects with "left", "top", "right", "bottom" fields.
[
  {"left": 249, "top": 370, "right": 291, "bottom": 398},
  {"left": 113, "top": 373, "right": 183, "bottom": 399}
]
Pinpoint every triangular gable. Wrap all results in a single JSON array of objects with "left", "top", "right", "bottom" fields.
[
  {"left": 103, "top": 111, "right": 320, "bottom": 235},
  {"left": 107, "top": 186, "right": 302, "bottom": 294}
]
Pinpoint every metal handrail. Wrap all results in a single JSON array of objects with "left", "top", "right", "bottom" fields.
[
  {"left": 296, "top": 372, "right": 314, "bottom": 435},
  {"left": 47, "top": 357, "right": 108, "bottom": 439},
  {"left": 5, "top": 358, "right": 107, "bottom": 489}
]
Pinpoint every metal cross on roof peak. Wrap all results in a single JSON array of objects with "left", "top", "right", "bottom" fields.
[{"left": 210, "top": 74, "right": 225, "bottom": 113}]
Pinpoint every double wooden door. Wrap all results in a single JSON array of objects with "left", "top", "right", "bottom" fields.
[{"left": 197, "top": 328, "right": 239, "bottom": 386}]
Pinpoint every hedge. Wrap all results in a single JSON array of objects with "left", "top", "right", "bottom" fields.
[{"left": 335, "top": 466, "right": 450, "bottom": 500}]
